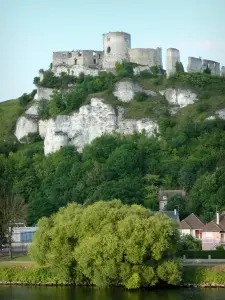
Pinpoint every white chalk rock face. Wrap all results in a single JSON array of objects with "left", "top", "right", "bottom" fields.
[
  {"left": 25, "top": 102, "right": 39, "bottom": 116},
  {"left": 113, "top": 79, "right": 143, "bottom": 102},
  {"left": 160, "top": 89, "right": 197, "bottom": 108},
  {"left": 113, "top": 79, "right": 157, "bottom": 102},
  {"left": 34, "top": 87, "right": 54, "bottom": 101},
  {"left": 14, "top": 116, "right": 38, "bottom": 142},
  {"left": 41, "top": 98, "right": 158, "bottom": 155},
  {"left": 216, "top": 109, "right": 225, "bottom": 119}
]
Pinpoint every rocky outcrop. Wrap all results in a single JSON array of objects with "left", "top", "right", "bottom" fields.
[
  {"left": 113, "top": 79, "right": 157, "bottom": 102},
  {"left": 40, "top": 98, "right": 158, "bottom": 155},
  {"left": 206, "top": 108, "right": 225, "bottom": 120},
  {"left": 14, "top": 116, "right": 38, "bottom": 142},
  {"left": 159, "top": 88, "right": 197, "bottom": 108},
  {"left": 34, "top": 87, "right": 54, "bottom": 101}
]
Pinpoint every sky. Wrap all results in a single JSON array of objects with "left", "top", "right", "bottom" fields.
[{"left": 0, "top": 0, "right": 225, "bottom": 102}]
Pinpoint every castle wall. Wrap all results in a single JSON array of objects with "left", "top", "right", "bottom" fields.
[
  {"left": 166, "top": 48, "right": 180, "bottom": 76},
  {"left": 53, "top": 65, "right": 100, "bottom": 77},
  {"left": 102, "top": 32, "right": 131, "bottom": 69},
  {"left": 202, "top": 59, "right": 220, "bottom": 75},
  {"left": 187, "top": 57, "right": 203, "bottom": 73},
  {"left": 221, "top": 66, "right": 225, "bottom": 77},
  {"left": 52, "top": 50, "right": 103, "bottom": 70},
  {"left": 128, "top": 48, "right": 159, "bottom": 67}
]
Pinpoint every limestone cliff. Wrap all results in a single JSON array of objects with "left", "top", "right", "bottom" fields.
[
  {"left": 39, "top": 98, "right": 158, "bottom": 155},
  {"left": 14, "top": 83, "right": 207, "bottom": 155}
]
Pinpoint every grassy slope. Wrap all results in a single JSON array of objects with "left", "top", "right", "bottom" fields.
[
  {"left": 0, "top": 99, "right": 23, "bottom": 143},
  {"left": 86, "top": 76, "right": 225, "bottom": 122}
]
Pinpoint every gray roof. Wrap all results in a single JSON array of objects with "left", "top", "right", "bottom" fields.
[{"left": 150, "top": 210, "right": 180, "bottom": 222}]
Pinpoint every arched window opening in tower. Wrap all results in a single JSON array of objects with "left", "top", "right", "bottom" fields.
[
  {"left": 107, "top": 47, "right": 111, "bottom": 54},
  {"left": 93, "top": 58, "right": 96, "bottom": 64}
]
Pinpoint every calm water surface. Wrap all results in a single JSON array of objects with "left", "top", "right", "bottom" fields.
[{"left": 0, "top": 286, "right": 225, "bottom": 300}]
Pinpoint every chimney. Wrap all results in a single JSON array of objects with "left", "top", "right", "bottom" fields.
[
  {"left": 216, "top": 212, "right": 220, "bottom": 225},
  {"left": 174, "top": 209, "right": 177, "bottom": 216}
]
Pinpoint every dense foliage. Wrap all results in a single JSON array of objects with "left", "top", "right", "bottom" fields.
[
  {"left": 29, "top": 200, "right": 182, "bottom": 288},
  {"left": 37, "top": 71, "right": 115, "bottom": 118},
  {"left": 1, "top": 69, "right": 225, "bottom": 231}
]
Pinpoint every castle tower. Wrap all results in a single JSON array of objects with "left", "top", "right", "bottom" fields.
[
  {"left": 221, "top": 66, "right": 225, "bottom": 77},
  {"left": 156, "top": 47, "right": 162, "bottom": 66},
  {"left": 166, "top": 48, "right": 180, "bottom": 76},
  {"left": 102, "top": 32, "right": 131, "bottom": 69}
]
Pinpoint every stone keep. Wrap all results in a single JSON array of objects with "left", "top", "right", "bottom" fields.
[
  {"left": 166, "top": 48, "right": 180, "bottom": 76},
  {"left": 102, "top": 32, "right": 131, "bottom": 69}
]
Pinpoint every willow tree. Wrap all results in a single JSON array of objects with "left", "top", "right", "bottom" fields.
[{"left": 29, "top": 200, "right": 182, "bottom": 288}]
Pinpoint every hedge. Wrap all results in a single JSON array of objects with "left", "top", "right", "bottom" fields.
[{"left": 182, "top": 250, "right": 225, "bottom": 259}]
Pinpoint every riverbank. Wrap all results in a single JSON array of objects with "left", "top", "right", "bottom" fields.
[{"left": 1, "top": 264, "right": 225, "bottom": 288}]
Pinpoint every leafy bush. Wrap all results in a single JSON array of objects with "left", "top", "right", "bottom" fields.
[
  {"left": 175, "top": 62, "right": 184, "bottom": 73},
  {"left": 216, "top": 245, "right": 225, "bottom": 251},
  {"left": 19, "top": 90, "right": 36, "bottom": 108},
  {"left": 134, "top": 92, "right": 148, "bottom": 102},
  {"left": 115, "top": 61, "right": 134, "bottom": 78},
  {"left": 29, "top": 200, "right": 182, "bottom": 289},
  {"left": 183, "top": 266, "right": 225, "bottom": 284}
]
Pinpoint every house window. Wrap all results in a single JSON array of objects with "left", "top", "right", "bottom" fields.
[
  {"left": 93, "top": 58, "right": 96, "bottom": 64},
  {"left": 107, "top": 47, "right": 111, "bottom": 54},
  {"left": 99, "top": 54, "right": 101, "bottom": 59},
  {"left": 20, "top": 232, "right": 35, "bottom": 243},
  {"left": 74, "top": 58, "right": 77, "bottom": 65}
]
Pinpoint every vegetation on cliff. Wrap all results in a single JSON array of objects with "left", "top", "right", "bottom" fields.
[{"left": 0, "top": 64, "right": 225, "bottom": 243}]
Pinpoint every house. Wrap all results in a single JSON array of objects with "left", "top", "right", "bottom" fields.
[
  {"left": 202, "top": 212, "right": 225, "bottom": 250},
  {"left": 151, "top": 209, "right": 180, "bottom": 222},
  {"left": 11, "top": 223, "right": 37, "bottom": 250},
  {"left": 158, "top": 189, "right": 186, "bottom": 211},
  {"left": 180, "top": 213, "right": 204, "bottom": 239}
]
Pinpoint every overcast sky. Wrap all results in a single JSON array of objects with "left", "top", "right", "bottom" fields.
[{"left": 0, "top": 0, "right": 225, "bottom": 102}]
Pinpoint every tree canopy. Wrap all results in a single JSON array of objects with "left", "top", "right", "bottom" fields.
[{"left": 29, "top": 200, "right": 182, "bottom": 289}]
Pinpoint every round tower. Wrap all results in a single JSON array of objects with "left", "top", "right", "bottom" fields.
[
  {"left": 102, "top": 32, "right": 131, "bottom": 69},
  {"left": 166, "top": 48, "right": 180, "bottom": 76}
]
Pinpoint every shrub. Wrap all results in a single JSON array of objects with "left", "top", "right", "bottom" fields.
[
  {"left": 134, "top": 92, "right": 148, "bottom": 102},
  {"left": 216, "top": 245, "right": 225, "bottom": 251}
]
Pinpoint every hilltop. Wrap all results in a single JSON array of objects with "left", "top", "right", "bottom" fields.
[{"left": 1, "top": 64, "right": 225, "bottom": 227}]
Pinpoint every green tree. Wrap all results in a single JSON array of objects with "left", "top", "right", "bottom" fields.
[
  {"left": 0, "top": 193, "right": 27, "bottom": 259},
  {"left": 175, "top": 62, "right": 185, "bottom": 73},
  {"left": 143, "top": 174, "right": 163, "bottom": 210},
  {"left": 29, "top": 200, "right": 182, "bottom": 288},
  {"left": 178, "top": 234, "right": 202, "bottom": 252}
]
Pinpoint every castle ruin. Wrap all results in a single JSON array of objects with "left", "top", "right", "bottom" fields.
[{"left": 51, "top": 31, "right": 224, "bottom": 77}]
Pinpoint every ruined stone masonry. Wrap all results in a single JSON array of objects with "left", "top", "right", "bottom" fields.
[{"left": 51, "top": 31, "right": 225, "bottom": 77}]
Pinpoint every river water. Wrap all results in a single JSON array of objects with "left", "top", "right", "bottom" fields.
[{"left": 0, "top": 286, "right": 225, "bottom": 300}]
